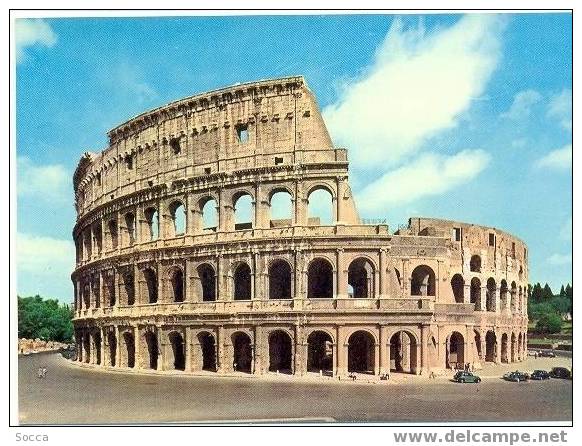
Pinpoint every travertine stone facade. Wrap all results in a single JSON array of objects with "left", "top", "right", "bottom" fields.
[{"left": 71, "top": 76, "right": 528, "bottom": 377}]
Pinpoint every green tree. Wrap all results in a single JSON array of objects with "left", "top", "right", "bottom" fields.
[
  {"left": 565, "top": 283, "right": 573, "bottom": 300},
  {"left": 530, "top": 283, "right": 543, "bottom": 303},
  {"left": 542, "top": 283, "right": 554, "bottom": 300},
  {"left": 18, "top": 295, "right": 73, "bottom": 342},
  {"left": 535, "top": 313, "right": 563, "bottom": 334}
]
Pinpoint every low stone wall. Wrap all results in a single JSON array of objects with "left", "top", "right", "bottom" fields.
[{"left": 18, "top": 338, "right": 69, "bottom": 354}]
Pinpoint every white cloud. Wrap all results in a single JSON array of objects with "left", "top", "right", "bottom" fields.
[
  {"left": 534, "top": 144, "right": 572, "bottom": 170},
  {"left": 357, "top": 149, "right": 491, "bottom": 211},
  {"left": 106, "top": 60, "right": 157, "bottom": 103},
  {"left": 17, "top": 157, "right": 70, "bottom": 202},
  {"left": 17, "top": 232, "right": 75, "bottom": 275},
  {"left": 547, "top": 253, "right": 572, "bottom": 266},
  {"left": 15, "top": 19, "right": 57, "bottom": 64},
  {"left": 323, "top": 15, "right": 505, "bottom": 167},
  {"left": 547, "top": 88, "right": 572, "bottom": 131},
  {"left": 500, "top": 89, "right": 542, "bottom": 120}
]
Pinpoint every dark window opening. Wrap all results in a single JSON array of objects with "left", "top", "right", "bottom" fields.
[
  {"left": 453, "top": 227, "right": 461, "bottom": 242},
  {"left": 169, "top": 137, "right": 181, "bottom": 154},
  {"left": 125, "top": 155, "right": 133, "bottom": 170},
  {"left": 489, "top": 233, "right": 495, "bottom": 247},
  {"left": 204, "top": 167, "right": 211, "bottom": 174},
  {"left": 236, "top": 124, "right": 249, "bottom": 143},
  {"left": 275, "top": 156, "right": 284, "bottom": 165}
]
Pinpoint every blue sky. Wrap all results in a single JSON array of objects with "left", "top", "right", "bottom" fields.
[{"left": 15, "top": 13, "right": 572, "bottom": 302}]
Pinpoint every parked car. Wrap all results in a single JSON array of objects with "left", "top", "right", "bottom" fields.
[
  {"left": 530, "top": 370, "right": 551, "bottom": 380},
  {"left": 550, "top": 367, "right": 572, "bottom": 379},
  {"left": 538, "top": 350, "right": 556, "bottom": 358},
  {"left": 453, "top": 371, "right": 481, "bottom": 383},
  {"left": 527, "top": 350, "right": 539, "bottom": 357},
  {"left": 503, "top": 371, "right": 529, "bottom": 382}
]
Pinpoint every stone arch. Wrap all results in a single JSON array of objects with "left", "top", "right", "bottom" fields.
[
  {"left": 485, "top": 330, "right": 496, "bottom": 362},
  {"left": 143, "top": 268, "right": 158, "bottom": 304},
  {"left": 511, "top": 332, "right": 517, "bottom": 362},
  {"left": 108, "top": 219, "right": 118, "bottom": 250},
  {"left": 83, "top": 332, "right": 91, "bottom": 363},
  {"left": 446, "top": 331, "right": 465, "bottom": 369},
  {"left": 168, "top": 331, "right": 186, "bottom": 371},
  {"left": 144, "top": 330, "right": 159, "bottom": 370},
  {"left": 144, "top": 207, "right": 159, "bottom": 240},
  {"left": 347, "top": 257, "right": 375, "bottom": 298},
  {"left": 390, "top": 330, "right": 418, "bottom": 374},
  {"left": 517, "top": 332, "right": 523, "bottom": 360},
  {"left": 168, "top": 266, "right": 184, "bottom": 303},
  {"left": 269, "top": 188, "right": 293, "bottom": 226},
  {"left": 411, "top": 265, "right": 436, "bottom": 296},
  {"left": 197, "top": 263, "right": 216, "bottom": 301},
  {"left": 268, "top": 330, "right": 293, "bottom": 374},
  {"left": 451, "top": 274, "right": 464, "bottom": 303},
  {"left": 486, "top": 278, "right": 496, "bottom": 312},
  {"left": 121, "top": 331, "right": 135, "bottom": 368},
  {"left": 307, "top": 257, "right": 334, "bottom": 299},
  {"left": 307, "top": 185, "right": 334, "bottom": 225},
  {"left": 510, "top": 281, "right": 517, "bottom": 312},
  {"left": 124, "top": 212, "right": 136, "bottom": 245},
  {"left": 307, "top": 330, "right": 334, "bottom": 375},
  {"left": 107, "top": 331, "right": 117, "bottom": 367},
  {"left": 197, "top": 331, "right": 217, "bottom": 371},
  {"left": 93, "top": 330, "right": 102, "bottom": 365},
  {"left": 474, "top": 329, "right": 482, "bottom": 362},
  {"left": 233, "top": 191, "right": 254, "bottom": 230},
  {"left": 168, "top": 200, "right": 186, "bottom": 236},
  {"left": 470, "top": 277, "right": 481, "bottom": 310},
  {"left": 470, "top": 255, "right": 481, "bottom": 272},
  {"left": 347, "top": 330, "right": 376, "bottom": 374},
  {"left": 501, "top": 333, "right": 509, "bottom": 363},
  {"left": 199, "top": 196, "right": 218, "bottom": 232},
  {"left": 233, "top": 262, "right": 252, "bottom": 300},
  {"left": 268, "top": 259, "right": 292, "bottom": 299},
  {"left": 231, "top": 331, "right": 253, "bottom": 373},
  {"left": 122, "top": 270, "right": 135, "bottom": 306},
  {"left": 500, "top": 280, "right": 509, "bottom": 311}
]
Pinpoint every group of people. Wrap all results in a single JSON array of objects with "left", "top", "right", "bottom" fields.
[
  {"left": 36, "top": 366, "right": 47, "bottom": 379},
  {"left": 455, "top": 362, "right": 475, "bottom": 372}
]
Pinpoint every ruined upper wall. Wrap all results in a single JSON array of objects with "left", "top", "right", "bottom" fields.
[{"left": 73, "top": 76, "right": 339, "bottom": 216}]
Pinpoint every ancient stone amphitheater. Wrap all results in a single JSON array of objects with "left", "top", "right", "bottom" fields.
[{"left": 72, "top": 76, "right": 528, "bottom": 377}]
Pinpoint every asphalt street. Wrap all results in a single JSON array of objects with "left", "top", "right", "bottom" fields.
[{"left": 18, "top": 352, "right": 572, "bottom": 424}]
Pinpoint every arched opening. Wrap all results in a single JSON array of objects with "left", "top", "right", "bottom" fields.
[
  {"left": 518, "top": 286, "right": 523, "bottom": 313},
  {"left": 170, "top": 268, "right": 184, "bottom": 303},
  {"left": 168, "top": 332, "right": 186, "bottom": 371},
  {"left": 348, "top": 258, "right": 374, "bottom": 298},
  {"left": 143, "top": 268, "right": 158, "bottom": 304},
  {"left": 144, "top": 207, "right": 159, "bottom": 240},
  {"left": 169, "top": 201, "right": 186, "bottom": 236},
  {"left": 93, "top": 331, "right": 102, "bottom": 365},
  {"left": 307, "top": 187, "right": 333, "bottom": 225},
  {"left": 83, "top": 333, "right": 91, "bottom": 363},
  {"left": 500, "top": 280, "right": 508, "bottom": 311},
  {"left": 390, "top": 331, "right": 418, "bottom": 374},
  {"left": 307, "top": 331, "right": 333, "bottom": 375},
  {"left": 232, "top": 332, "right": 252, "bottom": 373},
  {"left": 268, "top": 330, "right": 293, "bottom": 374},
  {"left": 107, "top": 331, "right": 117, "bottom": 367},
  {"left": 124, "top": 213, "right": 136, "bottom": 245},
  {"left": 470, "top": 255, "right": 481, "bottom": 272},
  {"left": 486, "top": 278, "right": 496, "bottom": 312},
  {"left": 447, "top": 332, "right": 465, "bottom": 369},
  {"left": 144, "top": 331, "right": 159, "bottom": 370},
  {"left": 122, "top": 332, "right": 135, "bottom": 368},
  {"left": 104, "top": 272, "right": 115, "bottom": 307},
  {"left": 198, "top": 332, "right": 216, "bottom": 371},
  {"left": 233, "top": 263, "right": 252, "bottom": 300},
  {"left": 411, "top": 265, "right": 436, "bottom": 296},
  {"left": 510, "top": 281, "right": 517, "bottom": 312},
  {"left": 268, "top": 260, "right": 292, "bottom": 299},
  {"left": 347, "top": 331, "right": 375, "bottom": 374},
  {"left": 485, "top": 331, "right": 496, "bottom": 362},
  {"left": 470, "top": 277, "right": 481, "bottom": 310},
  {"left": 451, "top": 274, "right": 464, "bottom": 303},
  {"left": 123, "top": 272, "right": 135, "bottom": 306},
  {"left": 197, "top": 263, "right": 216, "bottom": 301},
  {"left": 108, "top": 219, "right": 118, "bottom": 250},
  {"left": 234, "top": 193, "right": 253, "bottom": 230},
  {"left": 501, "top": 333, "right": 509, "bottom": 363},
  {"left": 307, "top": 258, "right": 334, "bottom": 298},
  {"left": 269, "top": 190, "right": 293, "bottom": 227},
  {"left": 511, "top": 333, "right": 517, "bottom": 362},
  {"left": 93, "top": 223, "right": 102, "bottom": 255},
  {"left": 518, "top": 333, "right": 523, "bottom": 360},
  {"left": 200, "top": 197, "right": 218, "bottom": 232},
  {"left": 474, "top": 330, "right": 482, "bottom": 362}
]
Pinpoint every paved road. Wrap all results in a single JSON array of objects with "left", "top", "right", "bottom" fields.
[{"left": 19, "top": 352, "right": 572, "bottom": 424}]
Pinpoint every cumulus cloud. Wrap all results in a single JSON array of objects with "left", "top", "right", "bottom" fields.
[
  {"left": 547, "top": 253, "right": 572, "bottom": 266},
  {"left": 547, "top": 88, "right": 572, "bottom": 130},
  {"left": 15, "top": 18, "right": 57, "bottom": 64},
  {"left": 357, "top": 149, "right": 491, "bottom": 212},
  {"left": 534, "top": 144, "right": 572, "bottom": 170},
  {"left": 500, "top": 89, "right": 542, "bottom": 120},
  {"left": 323, "top": 14, "right": 505, "bottom": 167},
  {"left": 17, "top": 157, "right": 70, "bottom": 202},
  {"left": 17, "top": 232, "right": 75, "bottom": 275}
]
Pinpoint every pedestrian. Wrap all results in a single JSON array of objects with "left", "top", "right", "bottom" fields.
[
  {"left": 42, "top": 367, "right": 47, "bottom": 378},
  {"left": 233, "top": 361, "right": 237, "bottom": 372},
  {"left": 37, "top": 367, "right": 43, "bottom": 379}
]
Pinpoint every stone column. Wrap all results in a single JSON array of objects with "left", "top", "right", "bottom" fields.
[
  {"left": 185, "top": 259, "right": 196, "bottom": 302},
  {"left": 420, "top": 324, "right": 429, "bottom": 375},
  {"left": 217, "top": 326, "right": 226, "bottom": 374},
  {"left": 379, "top": 249, "right": 387, "bottom": 297},
  {"left": 379, "top": 326, "right": 390, "bottom": 375},
  {"left": 479, "top": 286, "right": 487, "bottom": 311},
  {"left": 295, "top": 181, "right": 307, "bottom": 226},
  {"left": 337, "top": 326, "right": 347, "bottom": 376},
  {"left": 335, "top": 176, "right": 345, "bottom": 224},
  {"left": 336, "top": 248, "right": 347, "bottom": 299},
  {"left": 254, "top": 325, "right": 264, "bottom": 375},
  {"left": 252, "top": 251, "right": 260, "bottom": 300},
  {"left": 464, "top": 284, "right": 472, "bottom": 305},
  {"left": 374, "top": 341, "right": 381, "bottom": 375},
  {"left": 115, "top": 325, "right": 122, "bottom": 368},
  {"left": 294, "top": 325, "right": 306, "bottom": 376},
  {"left": 184, "top": 327, "right": 192, "bottom": 372}
]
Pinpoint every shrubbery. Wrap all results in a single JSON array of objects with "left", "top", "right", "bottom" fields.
[
  {"left": 534, "top": 313, "right": 563, "bottom": 334},
  {"left": 18, "top": 295, "right": 73, "bottom": 343}
]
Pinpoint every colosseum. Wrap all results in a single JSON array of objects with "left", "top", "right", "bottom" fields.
[{"left": 71, "top": 76, "right": 528, "bottom": 378}]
